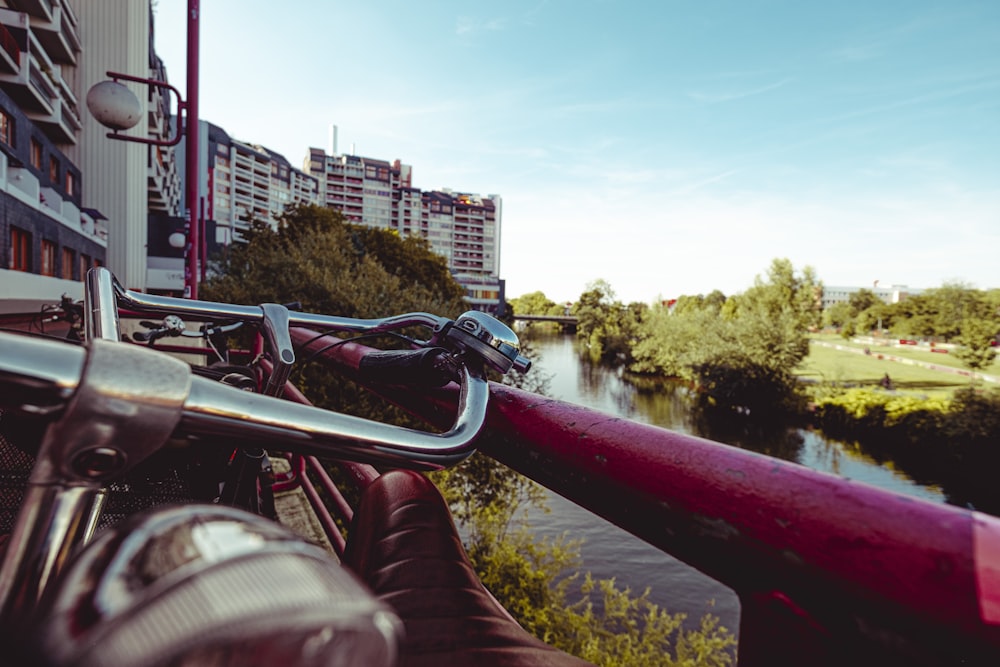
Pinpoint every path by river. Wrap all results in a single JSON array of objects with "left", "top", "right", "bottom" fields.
[{"left": 522, "top": 333, "right": 948, "bottom": 636}]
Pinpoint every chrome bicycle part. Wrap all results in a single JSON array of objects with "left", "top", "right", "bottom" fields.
[
  {"left": 34, "top": 505, "right": 401, "bottom": 667},
  {"left": 447, "top": 310, "right": 531, "bottom": 374}
]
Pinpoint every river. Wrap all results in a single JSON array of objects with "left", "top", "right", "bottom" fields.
[{"left": 522, "top": 332, "right": 946, "bottom": 636}]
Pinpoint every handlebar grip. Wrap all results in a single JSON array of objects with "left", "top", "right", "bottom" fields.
[
  {"left": 358, "top": 348, "right": 454, "bottom": 388},
  {"left": 133, "top": 328, "right": 173, "bottom": 344}
]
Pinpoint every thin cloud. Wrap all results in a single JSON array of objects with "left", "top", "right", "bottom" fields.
[
  {"left": 456, "top": 16, "right": 508, "bottom": 35},
  {"left": 688, "top": 78, "right": 794, "bottom": 104},
  {"left": 830, "top": 43, "right": 883, "bottom": 63},
  {"left": 662, "top": 170, "right": 740, "bottom": 196}
]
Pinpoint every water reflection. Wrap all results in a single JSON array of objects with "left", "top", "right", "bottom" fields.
[
  {"left": 521, "top": 331, "right": 948, "bottom": 639},
  {"left": 534, "top": 331, "right": 945, "bottom": 502}
]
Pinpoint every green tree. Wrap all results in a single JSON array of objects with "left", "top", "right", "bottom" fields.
[
  {"left": 953, "top": 318, "right": 1000, "bottom": 377},
  {"left": 510, "top": 291, "right": 567, "bottom": 334},
  {"left": 921, "top": 283, "right": 991, "bottom": 341},
  {"left": 738, "top": 258, "right": 822, "bottom": 331},
  {"left": 510, "top": 290, "right": 562, "bottom": 316},
  {"left": 204, "top": 204, "right": 466, "bottom": 320},
  {"left": 848, "top": 288, "right": 878, "bottom": 314},
  {"left": 823, "top": 301, "right": 853, "bottom": 331},
  {"left": 632, "top": 259, "right": 812, "bottom": 413}
]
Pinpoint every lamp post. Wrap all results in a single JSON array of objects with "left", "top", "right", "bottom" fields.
[{"left": 86, "top": 1, "right": 200, "bottom": 298}]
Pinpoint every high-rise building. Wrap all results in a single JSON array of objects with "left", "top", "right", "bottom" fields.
[
  {"left": 0, "top": 0, "right": 180, "bottom": 306},
  {"left": 75, "top": 0, "right": 177, "bottom": 292},
  {"left": 150, "top": 119, "right": 319, "bottom": 293},
  {"left": 0, "top": 0, "right": 106, "bottom": 312},
  {"left": 306, "top": 147, "right": 504, "bottom": 312},
  {"left": 205, "top": 125, "right": 318, "bottom": 244}
]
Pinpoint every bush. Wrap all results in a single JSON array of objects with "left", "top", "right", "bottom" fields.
[
  {"left": 434, "top": 456, "right": 737, "bottom": 665},
  {"left": 812, "top": 387, "right": 1000, "bottom": 512}
]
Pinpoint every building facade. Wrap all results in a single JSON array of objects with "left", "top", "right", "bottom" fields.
[
  {"left": 151, "top": 119, "right": 319, "bottom": 293},
  {"left": 1, "top": 0, "right": 180, "bottom": 307},
  {"left": 306, "top": 147, "right": 504, "bottom": 312},
  {"left": 821, "top": 285, "right": 922, "bottom": 310},
  {"left": 0, "top": 0, "right": 107, "bottom": 312}
]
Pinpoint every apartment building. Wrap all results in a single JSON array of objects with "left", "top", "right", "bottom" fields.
[
  {"left": 0, "top": 0, "right": 106, "bottom": 312},
  {"left": 0, "top": 0, "right": 181, "bottom": 307},
  {"left": 206, "top": 126, "right": 318, "bottom": 242},
  {"left": 151, "top": 119, "right": 319, "bottom": 293},
  {"left": 306, "top": 147, "right": 504, "bottom": 312}
]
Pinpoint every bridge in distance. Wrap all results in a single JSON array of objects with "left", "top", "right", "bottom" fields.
[{"left": 511, "top": 314, "right": 578, "bottom": 325}]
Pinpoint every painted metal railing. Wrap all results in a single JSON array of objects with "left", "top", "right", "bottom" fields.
[{"left": 289, "top": 326, "right": 1000, "bottom": 666}]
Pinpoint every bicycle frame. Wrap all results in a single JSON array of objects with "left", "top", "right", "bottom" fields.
[{"left": 0, "top": 268, "right": 518, "bottom": 626}]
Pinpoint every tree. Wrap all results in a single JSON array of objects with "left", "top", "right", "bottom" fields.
[
  {"left": 631, "top": 259, "right": 812, "bottom": 413},
  {"left": 848, "top": 288, "right": 879, "bottom": 314},
  {"left": 572, "top": 280, "right": 627, "bottom": 363},
  {"left": 510, "top": 290, "right": 561, "bottom": 316},
  {"left": 735, "top": 258, "right": 822, "bottom": 331},
  {"left": 205, "top": 204, "right": 466, "bottom": 320},
  {"left": 201, "top": 204, "right": 468, "bottom": 420},
  {"left": 823, "top": 301, "right": 853, "bottom": 331},
  {"left": 953, "top": 318, "right": 1000, "bottom": 378}
]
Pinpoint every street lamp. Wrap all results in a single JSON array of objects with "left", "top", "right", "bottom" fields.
[{"left": 85, "top": 1, "right": 201, "bottom": 299}]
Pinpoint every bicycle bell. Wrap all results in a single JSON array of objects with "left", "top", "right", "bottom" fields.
[{"left": 446, "top": 311, "right": 531, "bottom": 374}]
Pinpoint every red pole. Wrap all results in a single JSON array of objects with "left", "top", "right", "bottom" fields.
[{"left": 185, "top": 0, "right": 200, "bottom": 299}]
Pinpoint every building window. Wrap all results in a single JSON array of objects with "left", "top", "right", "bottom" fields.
[
  {"left": 65, "top": 170, "right": 74, "bottom": 197},
  {"left": 40, "top": 239, "right": 56, "bottom": 276},
  {"left": 0, "top": 109, "right": 13, "bottom": 146},
  {"left": 62, "top": 247, "right": 75, "bottom": 280},
  {"left": 49, "top": 156, "right": 59, "bottom": 183},
  {"left": 9, "top": 226, "right": 31, "bottom": 271},
  {"left": 30, "top": 138, "right": 42, "bottom": 169},
  {"left": 79, "top": 253, "right": 90, "bottom": 279}
]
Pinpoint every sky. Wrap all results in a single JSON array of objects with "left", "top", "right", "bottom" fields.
[{"left": 153, "top": 0, "right": 999, "bottom": 305}]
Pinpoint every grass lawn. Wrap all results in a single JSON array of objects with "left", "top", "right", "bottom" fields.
[
  {"left": 796, "top": 338, "right": 976, "bottom": 398},
  {"left": 810, "top": 334, "right": 1000, "bottom": 375}
]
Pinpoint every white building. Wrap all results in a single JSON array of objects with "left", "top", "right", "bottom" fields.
[{"left": 821, "top": 284, "right": 922, "bottom": 310}]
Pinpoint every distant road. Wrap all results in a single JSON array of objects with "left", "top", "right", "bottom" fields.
[{"left": 811, "top": 340, "right": 999, "bottom": 384}]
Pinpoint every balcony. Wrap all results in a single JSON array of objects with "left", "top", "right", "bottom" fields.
[
  {"left": 28, "top": 0, "right": 79, "bottom": 65},
  {"left": 0, "top": 21, "right": 20, "bottom": 73},
  {"left": 28, "top": 67, "right": 78, "bottom": 144},
  {"left": 0, "top": 20, "right": 79, "bottom": 145},
  {"left": 9, "top": 0, "right": 53, "bottom": 23}
]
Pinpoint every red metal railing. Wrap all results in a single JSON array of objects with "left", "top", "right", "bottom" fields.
[{"left": 288, "top": 326, "right": 1000, "bottom": 666}]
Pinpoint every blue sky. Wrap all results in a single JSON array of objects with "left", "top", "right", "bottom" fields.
[{"left": 154, "top": 1, "right": 999, "bottom": 304}]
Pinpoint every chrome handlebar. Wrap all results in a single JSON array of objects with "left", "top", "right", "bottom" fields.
[
  {"left": 0, "top": 332, "right": 491, "bottom": 469},
  {"left": 0, "top": 267, "right": 529, "bottom": 622}
]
